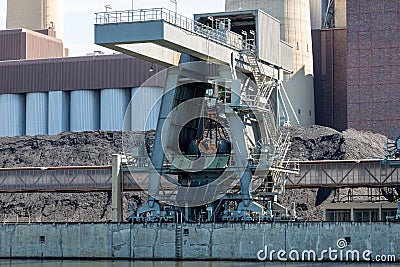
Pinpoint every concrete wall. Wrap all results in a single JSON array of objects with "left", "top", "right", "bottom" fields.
[
  {"left": 0, "top": 222, "right": 398, "bottom": 261},
  {"left": 334, "top": 0, "right": 347, "bottom": 28},
  {"left": 7, "top": 0, "right": 64, "bottom": 39}
]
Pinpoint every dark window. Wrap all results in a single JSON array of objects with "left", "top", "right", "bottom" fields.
[
  {"left": 40, "top": 236, "right": 45, "bottom": 244},
  {"left": 353, "top": 209, "right": 379, "bottom": 222},
  {"left": 183, "top": 228, "right": 189, "bottom": 236},
  {"left": 382, "top": 209, "right": 397, "bottom": 220},
  {"left": 326, "top": 209, "right": 351, "bottom": 221}
]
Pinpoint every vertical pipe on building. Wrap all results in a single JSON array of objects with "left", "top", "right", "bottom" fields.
[
  {"left": 0, "top": 94, "right": 26, "bottom": 136},
  {"left": 70, "top": 90, "right": 100, "bottom": 132},
  {"left": 26, "top": 92, "right": 49, "bottom": 135},
  {"left": 112, "top": 154, "right": 122, "bottom": 222}
]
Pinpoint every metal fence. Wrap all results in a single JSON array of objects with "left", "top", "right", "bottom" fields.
[
  {"left": 1, "top": 159, "right": 400, "bottom": 192},
  {"left": 0, "top": 166, "right": 112, "bottom": 192},
  {"left": 95, "top": 8, "right": 244, "bottom": 51},
  {"left": 286, "top": 160, "right": 400, "bottom": 188}
]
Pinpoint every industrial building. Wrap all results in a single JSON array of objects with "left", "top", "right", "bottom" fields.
[
  {"left": 0, "top": 0, "right": 399, "bottom": 225},
  {"left": 6, "top": 0, "right": 64, "bottom": 39},
  {"left": 0, "top": 0, "right": 399, "bottom": 139},
  {"left": 311, "top": 0, "right": 400, "bottom": 138},
  {"left": 0, "top": 1, "right": 164, "bottom": 137}
]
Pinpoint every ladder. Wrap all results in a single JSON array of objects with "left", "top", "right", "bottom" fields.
[
  {"left": 175, "top": 213, "right": 183, "bottom": 258},
  {"left": 240, "top": 49, "right": 276, "bottom": 107}
]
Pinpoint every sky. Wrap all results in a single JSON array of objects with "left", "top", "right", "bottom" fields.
[{"left": 0, "top": 0, "right": 225, "bottom": 56}]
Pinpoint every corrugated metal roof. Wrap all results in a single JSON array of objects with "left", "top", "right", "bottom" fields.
[{"left": 0, "top": 54, "right": 164, "bottom": 94}]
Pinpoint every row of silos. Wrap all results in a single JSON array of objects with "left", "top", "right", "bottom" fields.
[{"left": 0, "top": 87, "right": 163, "bottom": 137}]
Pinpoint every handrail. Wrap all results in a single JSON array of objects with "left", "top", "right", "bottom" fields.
[{"left": 95, "top": 8, "right": 245, "bottom": 52}]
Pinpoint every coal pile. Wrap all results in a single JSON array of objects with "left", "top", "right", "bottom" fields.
[
  {"left": 0, "top": 126, "right": 388, "bottom": 222},
  {"left": 0, "top": 131, "right": 123, "bottom": 168},
  {"left": 283, "top": 125, "right": 387, "bottom": 161}
]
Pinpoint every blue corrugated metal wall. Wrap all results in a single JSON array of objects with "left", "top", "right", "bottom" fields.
[
  {"left": 100, "top": 88, "right": 130, "bottom": 131},
  {"left": 70, "top": 90, "right": 100, "bottom": 131},
  {"left": 0, "top": 94, "right": 26, "bottom": 136},
  {"left": 26, "top": 92, "right": 48, "bottom": 135},
  {"left": 130, "top": 87, "right": 163, "bottom": 131},
  {"left": 0, "top": 88, "right": 163, "bottom": 136},
  {"left": 48, "top": 91, "right": 70, "bottom": 135}
]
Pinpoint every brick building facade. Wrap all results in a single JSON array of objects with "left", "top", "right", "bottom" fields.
[{"left": 346, "top": 0, "right": 400, "bottom": 137}]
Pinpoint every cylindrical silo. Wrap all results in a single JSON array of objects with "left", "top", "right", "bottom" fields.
[
  {"left": 70, "top": 90, "right": 100, "bottom": 132},
  {"left": 48, "top": 91, "right": 69, "bottom": 134},
  {"left": 100, "top": 88, "right": 130, "bottom": 131},
  {"left": 130, "top": 87, "right": 163, "bottom": 131},
  {"left": 26, "top": 92, "right": 48, "bottom": 135},
  {"left": 0, "top": 94, "right": 26, "bottom": 136},
  {"left": 226, "top": 0, "right": 315, "bottom": 126}
]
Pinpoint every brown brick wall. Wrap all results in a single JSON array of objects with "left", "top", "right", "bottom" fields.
[{"left": 346, "top": 0, "right": 400, "bottom": 138}]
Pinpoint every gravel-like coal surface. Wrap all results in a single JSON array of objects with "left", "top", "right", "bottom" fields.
[
  {"left": 0, "top": 126, "right": 388, "bottom": 222},
  {"left": 283, "top": 125, "right": 387, "bottom": 161}
]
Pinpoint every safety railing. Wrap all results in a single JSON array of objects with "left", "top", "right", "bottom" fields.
[
  {"left": 0, "top": 166, "right": 112, "bottom": 192},
  {"left": 95, "top": 8, "right": 245, "bottom": 51},
  {"left": 286, "top": 160, "right": 400, "bottom": 188},
  {"left": 1, "top": 160, "right": 400, "bottom": 192}
]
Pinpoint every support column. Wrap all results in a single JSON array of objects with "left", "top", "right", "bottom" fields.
[{"left": 112, "top": 154, "right": 122, "bottom": 222}]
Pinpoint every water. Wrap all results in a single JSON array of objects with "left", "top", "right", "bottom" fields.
[{"left": 0, "top": 261, "right": 399, "bottom": 267}]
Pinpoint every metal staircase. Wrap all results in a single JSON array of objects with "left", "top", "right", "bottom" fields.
[{"left": 240, "top": 48, "right": 276, "bottom": 108}]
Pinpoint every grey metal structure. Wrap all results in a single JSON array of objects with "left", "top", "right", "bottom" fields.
[
  {"left": 2, "top": 159, "right": 400, "bottom": 192},
  {"left": 95, "top": 8, "right": 300, "bottom": 222}
]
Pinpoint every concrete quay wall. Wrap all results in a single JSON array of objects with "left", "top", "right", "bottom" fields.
[{"left": 0, "top": 222, "right": 398, "bottom": 261}]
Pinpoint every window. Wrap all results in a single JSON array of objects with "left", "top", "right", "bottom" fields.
[
  {"left": 382, "top": 209, "right": 397, "bottom": 221},
  {"left": 183, "top": 228, "right": 189, "bottom": 236},
  {"left": 353, "top": 209, "right": 379, "bottom": 222},
  {"left": 326, "top": 209, "right": 351, "bottom": 221}
]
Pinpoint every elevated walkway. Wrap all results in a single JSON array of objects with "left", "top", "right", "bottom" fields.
[
  {"left": 95, "top": 8, "right": 242, "bottom": 67},
  {"left": 1, "top": 160, "right": 400, "bottom": 192},
  {"left": 94, "top": 8, "right": 292, "bottom": 73}
]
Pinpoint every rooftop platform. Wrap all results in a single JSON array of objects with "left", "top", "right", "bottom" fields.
[{"left": 94, "top": 8, "right": 292, "bottom": 73}]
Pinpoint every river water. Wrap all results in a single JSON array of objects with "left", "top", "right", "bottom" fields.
[{"left": 0, "top": 261, "right": 399, "bottom": 267}]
